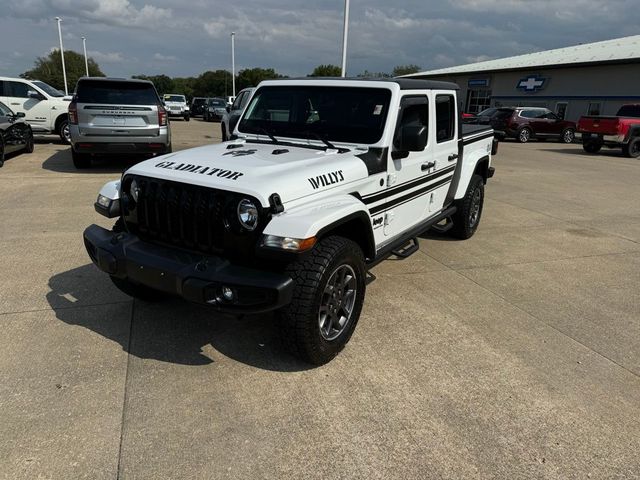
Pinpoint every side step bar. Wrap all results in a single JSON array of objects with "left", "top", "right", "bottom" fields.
[
  {"left": 391, "top": 237, "right": 419, "bottom": 259},
  {"left": 430, "top": 217, "right": 454, "bottom": 234}
]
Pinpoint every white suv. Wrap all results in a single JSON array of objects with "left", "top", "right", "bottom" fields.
[{"left": 0, "top": 76, "right": 71, "bottom": 142}]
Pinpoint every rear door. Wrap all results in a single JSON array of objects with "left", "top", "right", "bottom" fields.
[
  {"left": 75, "top": 80, "right": 160, "bottom": 138},
  {"left": 430, "top": 92, "right": 459, "bottom": 212}
]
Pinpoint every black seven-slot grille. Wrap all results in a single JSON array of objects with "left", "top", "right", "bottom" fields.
[{"left": 122, "top": 174, "right": 257, "bottom": 255}]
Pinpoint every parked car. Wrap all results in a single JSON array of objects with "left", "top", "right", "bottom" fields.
[
  {"left": 163, "top": 94, "right": 189, "bottom": 121},
  {"left": 0, "top": 101, "right": 34, "bottom": 167},
  {"left": 476, "top": 107, "right": 576, "bottom": 143},
  {"left": 0, "top": 76, "right": 71, "bottom": 143},
  {"left": 220, "top": 87, "right": 255, "bottom": 141},
  {"left": 68, "top": 77, "right": 171, "bottom": 169},
  {"left": 203, "top": 97, "right": 227, "bottom": 122},
  {"left": 577, "top": 104, "right": 640, "bottom": 157},
  {"left": 190, "top": 97, "right": 208, "bottom": 117}
]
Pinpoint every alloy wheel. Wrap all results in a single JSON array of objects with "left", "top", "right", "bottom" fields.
[{"left": 318, "top": 264, "right": 357, "bottom": 341}]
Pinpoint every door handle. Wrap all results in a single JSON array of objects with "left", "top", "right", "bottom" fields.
[
  {"left": 448, "top": 153, "right": 459, "bottom": 161},
  {"left": 11, "top": 103, "right": 20, "bottom": 105},
  {"left": 421, "top": 162, "right": 435, "bottom": 171}
]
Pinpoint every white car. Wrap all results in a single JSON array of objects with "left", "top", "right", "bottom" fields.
[
  {"left": 0, "top": 76, "right": 71, "bottom": 142},
  {"left": 84, "top": 78, "right": 497, "bottom": 365},
  {"left": 162, "top": 94, "right": 190, "bottom": 121}
]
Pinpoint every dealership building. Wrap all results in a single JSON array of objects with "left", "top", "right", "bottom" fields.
[{"left": 406, "top": 35, "right": 640, "bottom": 122}]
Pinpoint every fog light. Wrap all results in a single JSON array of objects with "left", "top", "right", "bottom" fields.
[{"left": 221, "top": 286, "right": 234, "bottom": 302}]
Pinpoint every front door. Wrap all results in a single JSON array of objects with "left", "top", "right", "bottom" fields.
[{"left": 384, "top": 94, "right": 432, "bottom": 238}]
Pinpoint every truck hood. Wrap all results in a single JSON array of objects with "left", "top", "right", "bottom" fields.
[{"left": 124, "top": 141, "right": 370, "bottom": 206}]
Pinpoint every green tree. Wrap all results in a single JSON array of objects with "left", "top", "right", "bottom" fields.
[
  {"left": 132, "top": 74, "right": 175, "bottom": 96},
  {"left": 192, "top": 70, "right": 232, "bottom": 98},
  {"left": 236, "top": 67, "right": 285, "bottom": 90},
  {"left": 356, "top": 70, "right": 391, "bottom": 78},
  {"left": 21, "top": 49, "right": 104, "bottom": 92},
  {"left": 171, "top": 77, "right": 196, "bottom": 100},
  {"left": 308, "top": 64, "right": 342, "bottom": 77},
  {"left": 392, "top": 64, "right": 421, "bottom": 77}
]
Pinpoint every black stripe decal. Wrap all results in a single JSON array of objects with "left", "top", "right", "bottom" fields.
[
  {"left": 363, "top": 164, "right": 456, "bottom": 205},
  {"left": 463, "top": 132, "right": 494, "bottom": 146},
  {"left": 369, "top": 175, "right": 452, "bottom": 216}
]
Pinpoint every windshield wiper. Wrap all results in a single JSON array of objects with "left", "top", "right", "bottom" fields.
[
  {"left": 303, "top": 131, "right": 336, "bottom": 150},
  {"left": 256, "top": 127, "right": 280, "bottom": 144}
]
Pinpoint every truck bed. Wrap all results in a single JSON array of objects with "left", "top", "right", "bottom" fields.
[{"left": 461, "top": 124, "right": 493, "bottom": 138}]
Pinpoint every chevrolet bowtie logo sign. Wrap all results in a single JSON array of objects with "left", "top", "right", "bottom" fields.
[{"left": 517, "top": 76, "right": 547, "bottom": 92}]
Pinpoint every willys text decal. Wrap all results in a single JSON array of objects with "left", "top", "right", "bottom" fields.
[{"left": 308, "top": 170, "right": 344, "bottom": 190}]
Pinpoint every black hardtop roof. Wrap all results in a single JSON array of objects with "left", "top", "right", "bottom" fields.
[{"left": 265, "top": 77, "right": 459, "bottom": 91}]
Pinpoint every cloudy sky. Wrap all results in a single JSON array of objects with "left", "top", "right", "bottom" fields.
[{"left": 2, "top": 0, "right": 639, "bottom": 78}]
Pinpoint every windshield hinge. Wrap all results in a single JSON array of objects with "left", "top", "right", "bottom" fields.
[{"left": 387, "top": 174, "right": 397, "bottom": 187}]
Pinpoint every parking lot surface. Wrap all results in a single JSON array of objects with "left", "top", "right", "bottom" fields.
[{"left": 1, "top": 119, "right": 639, "bottom": 479}]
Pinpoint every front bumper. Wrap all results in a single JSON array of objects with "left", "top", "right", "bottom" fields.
[{"left": 83, "top": 224, "right": 294, "bottom": 313}]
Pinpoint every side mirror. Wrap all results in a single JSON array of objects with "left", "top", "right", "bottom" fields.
[
  {"left": 28, "top": 90, "right": 42, "bottom": 100},
  {"left": 15, "top": 112, "right": 26, "bottom": 118},
  {"left": 400, "top": 125, "right": 428, "bottom": 151}
]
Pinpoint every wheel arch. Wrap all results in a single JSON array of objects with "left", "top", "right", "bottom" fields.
[
  {"left": 54, "top": 113, "right": 68, "bottom": 131},
  {"left": 316, "top": 212, "right": 376, "bottom": 261}
]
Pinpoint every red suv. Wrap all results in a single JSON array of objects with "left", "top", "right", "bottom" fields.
[{"left": 478, "top": 107, "right": 576, "bottom": 143}]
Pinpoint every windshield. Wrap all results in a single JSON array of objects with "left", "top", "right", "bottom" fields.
[
  {"left": 238, "top": 86, "right": 392, "bottom": 145},
  {"left": 33, "top": 80, "right": 65, "bottom": 97},
  {"left": 209, "top": 99, "right": 226, "bottom": 107},
  {"left": 164, "top": 95, "right": 185, "bottom": 102}
]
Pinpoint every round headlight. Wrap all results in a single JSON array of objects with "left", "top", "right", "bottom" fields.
[
  {"left": 130, "top": 179, "right": 139, "bottom": 202},
  {"left": 237, "top": 199, "right": 259, "bottom": 231}
]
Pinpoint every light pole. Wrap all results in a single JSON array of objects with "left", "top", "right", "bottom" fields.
[
  {"left": 82, "top": 36, "right": 89, "bottom": 76},
  {"left": 341, "top": 0, "right": 350, "bottom": 77},
  {"left": 55, "top": 17, "right": 68, "bottom": 95},
  {"left": 231, "top": 32, "right": 236, "bottom": 97}
]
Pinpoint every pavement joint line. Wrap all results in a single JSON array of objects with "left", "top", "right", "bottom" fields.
[
  {"left": 452, "top": 267, "right": 640, "bottom": 382},
  {"left": 491, "top": 197, "right": 640, "bottom": 246},
  {"left": 0, "top": 300, "right": 132, "bottom": 318},
  {"left": 116, "top": 299, "right": 135, "bottom": 480},
  {"left": 449, "top": 249, "right": 640, "bottom": 272}
]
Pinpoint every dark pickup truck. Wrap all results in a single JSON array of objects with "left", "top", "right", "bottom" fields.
[{"left": 577, "top": 104, "right": 640, "bottom": 158}]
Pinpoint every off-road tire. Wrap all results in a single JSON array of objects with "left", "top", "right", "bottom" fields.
[
  {"left": 583, "top": 140, "right": 602, "bottom": 154},
  {"left": 518, "top": 127, "right": 532, "bottom": 143},
  {"left": 72, "top": 149, "right": 91, "bottom": 169},
  {"left": 622, "top": 137, "right": 640, "bottom": 158},
  {"left": 184, "top": 114, "right": 190, "bottom": 122},
  {"left": 110, "top": 276, "right": 165, "bottom": 302},
  {"left": 276, "top": 236, "right": 366, "bottom": 365},
  {"left": 561, "top": 128, "right": 575, "bottom": 144},
  {"left": 450, "top": 174, "right": 484, "bottom": 240}
]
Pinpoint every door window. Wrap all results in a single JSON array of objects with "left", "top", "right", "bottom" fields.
[
  {"left": 435, "top": 94, "right": 455, "bottom": 143},
  {"left": 231, "top": 92, "right": 245, "bottom": 111},
  {"left": 0, "top": 101, "right": 12, "bottom": 116},
  {"left": 393, "top": 97, "right": 428, "bottom": 150},
  {"left": 6, "top": 81, "right": 30, "bottom": 98}
]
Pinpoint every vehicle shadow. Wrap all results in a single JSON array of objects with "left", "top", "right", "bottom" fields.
[
  {"left": 41, "top": 148, "right": 152, "bottom": 174},
  {"left": 539, "top": 148, "right": 624, "bottom": 158},
  {"left": 47, "top": 263, "right": 312, "bottom": 372}
]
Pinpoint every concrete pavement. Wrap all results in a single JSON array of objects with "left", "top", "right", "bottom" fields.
[{"left": 1, "top": 120, "right": 639, "bottom": 479}]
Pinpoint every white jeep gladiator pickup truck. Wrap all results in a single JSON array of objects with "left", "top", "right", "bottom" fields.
[{"left": 83, "top": 78, "right": 497, "bottom": 365}]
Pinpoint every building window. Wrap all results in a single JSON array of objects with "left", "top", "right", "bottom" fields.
[
  {"left": 587, "top": 102, "right": 601, "bottom": 115},
  {"left": 465, "top": 89, "right": 492, "bottom": 114}
]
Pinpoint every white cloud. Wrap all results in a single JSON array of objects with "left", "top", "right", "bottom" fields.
[
  {"left": 153, "top": 53, "right": 177, "bottom": 61},
  {"left": 88, "top": 50, "right": 124, "bottom": 62}
]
